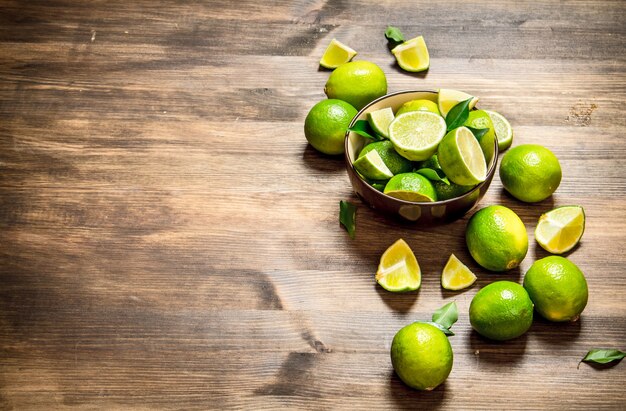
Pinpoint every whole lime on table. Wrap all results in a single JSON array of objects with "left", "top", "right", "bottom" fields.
[
  {"left": 304, "top": 99, "right": 357, "bottom": 155},
  {"left": 499, "top": 144, "right": 562, "bottom": 203},
  {"left": 391, "top": 322, "right": 453, "bottom": 390},
  {"left": 324, "top": 61, "right": 387, "bottom": 110},
  {"left": 469, "top": 281, "right": 534, "bottom": 341},
  {"left": 523, "top": 256, "right": 588, "bottom": 322},
  {"left": 466, "top": 205, "right": 528, "bottom": 272}
]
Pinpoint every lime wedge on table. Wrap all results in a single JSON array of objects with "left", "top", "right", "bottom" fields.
[
  {"left": 388, "top": 111, "right": 446, "bottom": 161},
  {"left": 319, "top": 38, "right": 357, "bottom": 69},
  {"left": 391, "top": 36, "right": 430, "bottom": 72},
  {"left": 438, "top": 126, "right": 487, "bottom": 186},
  {"left": 485, "top": 110, "right": 514, "bottom": 151},
  {"left": 384, "top": 173, "right": 437, "bottom": 202},
  {"left": 367, "top": 107, "right": 394, "bottom": 138},
  {"left": 535, "top": 206, "right": 585, "bottom": 254},
  {"left": 376, "top": 239, "right": 421, "bottom": 292},
  {"left": 441, "top": 254, "right": 477, "bottom": 290},
  {"left": 438, "top": 89, "right": 479, "bottom": 118},
  {"left": 353, "top": 150, "right": 394, "bottom": 180}
]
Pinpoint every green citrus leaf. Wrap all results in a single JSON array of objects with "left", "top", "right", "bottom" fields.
[
  {"left": 423, "top": 321, "right": 455, "bottom": 336},
  {"left": 385, "top": 26, "right": 405, "bottom": 49},
  {"left": 339, "top": 201, "right": 357, "bottom": 239},
  {"left": 467, "top": 126, "right": 489, "bottom": 139},
  {"left": 432, "top": 301, "right": 458, "bottom": 330},
  {"left": 416, "top": 168, "right": 450, "bottom": 185},
  {"left": 348, "top": 120, "right": 383, "bottom": 141},
  {"left": 445, "top": 98, "right": 472, "bottom": 131},
  {"left": 581, "top": 349, "right": 626, "bottom": 365}
]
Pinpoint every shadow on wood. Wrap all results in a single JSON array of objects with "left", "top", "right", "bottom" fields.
[{"left": 388, "top": 369, "right": 447, "bottom": 410}]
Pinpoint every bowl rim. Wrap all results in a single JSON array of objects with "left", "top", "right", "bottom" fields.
[{"left": 344, "top": 89, "right": 499, "bottom": 206}]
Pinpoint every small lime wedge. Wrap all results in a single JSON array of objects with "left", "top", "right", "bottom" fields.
[
  {"left": 438, "top": 89, "right": 479, "bottom": 118},
  {"left": 441, "top": 254, "right": 477, "bottom": 290},
  {"left": 388, "top": 111, "right": 447, "bottom": 161},
  {"left": 319, "top": 39, "right": 357, "bottom": 69},
  {"left": 391, "top": 36, "right": 429, "bottom": 72},
  {"left": 353, "top": 150, "right": 394, "bottom": 180},
  {"left": 438, "top": 126, "right": 487, "bottom": 185},
  {"left": 485, "top": 110, "right": 514, "bottom": 151},
  {"left": 367, "top": 107, "right": 394, "bottom": 138},
  {"left": 376, "top": 239, "right": 421, "bottom": 292},
  {"left": 535, "top": 206, "right": 585, "bottom": 254},
  {"left": 384, "top": 173, "right": 437, "bottom": 202}
]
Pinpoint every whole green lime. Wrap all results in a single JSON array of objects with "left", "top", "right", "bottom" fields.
[
  {"left": 359, "top": 140, "right": 413, "bottom": 175},
  {"left": 466, "top": 205, "right": 528, "bottom": 272},
  {"left": 390, "top": 322, "right": 453, "bottom": 390},
  {"left": 324, "top": 61, "right": 387, "bottom": 110},
  {"left": 469, "top": 281, "right": 534, "bottom": 341},
  {"left": 499, "top": 144, "right": 562, "bottom": 202},
  {"left": 304, "top": 99, "right": 357, "bottom": 155},
  {"left": 396, "top": 99, "right": 441, "bottom": 116},
  {"left": 523, "top": 256, "right": 588, "bottom": 322},
  {"left": 384, "top": 173, "right": 437, "bottom": 202}
]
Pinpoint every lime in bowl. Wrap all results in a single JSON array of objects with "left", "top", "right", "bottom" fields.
[{"left": 344, "top": 90, "right": 499, "bottom": 224}]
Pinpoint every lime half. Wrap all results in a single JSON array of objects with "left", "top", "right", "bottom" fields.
[
  {"left": 438, "top": 126, "right": 487, "bottom": 185},
  {"left": 376, "top": 239, "right": 421, "bottom": 292},
  {"left": 485, "top": 110, "right": 513, "bottom": 151},
  {"left": 388, "top": 111, "right": 446, "bottom": 161},
  {"left": 384, "top": 173, "right": 437, "bottom": 202},
  {"left": 441, "top": 254, "right": 477, "bottom": 290},
  {"left": 353, "top": 150, "right": 394, "bottom": 181},
  {"left": 438, "top": 89, "right": 479, "bottom": 118},
  {"left": 391, "top": 36, "right": 429, "bottom": 72},
  {"left": 319, "top": 38, "right": 357, "bottom": 69},
  {"left": 367, "top": 107, "right": 394, "bottom": 138},
  {"left": 535, "top": 206, "right": 585, "bottom": 254}
]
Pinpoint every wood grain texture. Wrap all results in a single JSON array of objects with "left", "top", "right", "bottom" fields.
[{"left": 1, "top": 0, "right": 625, "bottom": 409}]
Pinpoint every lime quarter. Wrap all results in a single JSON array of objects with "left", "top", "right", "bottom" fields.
[
  {"left": 367, "top": 107, "right": 394, "bottom": 138},
  {"left": 376, "top": 239, "right": 421, "bottom": 292},
  {"left": 535, "top": 206, "right": 585, "bottom": 254},
  {"left": 441, "top": 254, "right": 477, "bottom": 290},
  {"left": 391, "top": 36, "right": 430, "bottom": 72},
  {"left": 319, "top": 38, "right": 357, "bottom": 69},
  {"left": 438, "top": 89, "right": 479, "bottom": 118},
  {"left": 353, "top": 149, "right": 394, "bottom": 181}
]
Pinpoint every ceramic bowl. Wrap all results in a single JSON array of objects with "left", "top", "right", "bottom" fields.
[{"left": 344, "top": 90, "right": 498, "bottom": 224}]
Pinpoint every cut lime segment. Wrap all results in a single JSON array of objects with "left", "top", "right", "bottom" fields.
[
  {"left": 438, "top": 126, "right": 487, "bottom": 185},
  {"left": 391, "top": 36, "right": 429, "bottom": 72},
  {"left": 388, "top": 111, "right": 447, "bottom": 161},
  {"left": 353, "top": 150, "right": 394, "bottom": 181},
  {"left": 438, "top": 89, "right": 479, "bottom": 118},
  {"left": 376, "top": 239, "right": 421, "bottom": 292},
  {"left": 535, "top": 206, "right": 585, "bottom": 254},
  {"left": 359, "top": 140, "right": 413, "bottom": 175},
  {"left": 384, "top": 173, "right": 437, "bottom": 202},
  {"left": 441, "top": 254, "right": 477, "bottom": 290},
  {"left": 367, "top": 107, "right": 394, "bottom": 138},
  {"left": 485, "top": 110, "right": 513, "bottom": 151},
  {"left": 319, "top": 38, "right": 357, "bottom": 69}
]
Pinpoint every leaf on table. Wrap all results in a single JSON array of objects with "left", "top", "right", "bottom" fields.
[
  {"left": 445, "top": 98, "right": 473, "bottom": 131},
  {"left": 348, "top": 120, "right": 383, "bottom": 141},
  {"left": 385, "top": 26, "right": 405, "bottom": 49},
  {"left": 339, "top": 200, "right": 357, "bottom": 239},
  {"left": 432, "top": 301, "right": 458, "bottom": 330},
  {"left": 580, "top": 349, "right": 626, "bottom": 367}
]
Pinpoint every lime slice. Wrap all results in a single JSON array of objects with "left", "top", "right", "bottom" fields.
[
  {"left": 438, "top": 89, "right": 479, "bottom": 118},
  {"left": 485, "top": 110, "right": 513, "bottom": 151},
  {"left": 391, "top": 36, "right": 429, "bottom": 72},
  {"left": 353, "top": 150, "right": 394, "bottom": 180},
  {"left": 441, "top": 254, "right": 477, "bottom": 290},
  {"left": 388, "top": 111, "right": 446, "bottom": 161},
  {"left": 319, "top": 39, "right": 357, "bottom": 69},
  {"left": 535, "top": 206, "right": 585, "bottom": 254},
  {"left": 384, "top": 173, "right": 437, "bottom": 202},
  {"left": 367, "top": 107, "right": 394, "bottom": 138},
  {"left": 376, "top": 239, "right": 421, "bottom": 292},
  {"left": 438, "top": 126, "right": 487, "bottom": 185}
]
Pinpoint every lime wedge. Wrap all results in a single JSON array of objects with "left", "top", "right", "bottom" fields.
[
  {"left": 319, "top": 39, "right": 357, "bottom": 69},
  {"left": 438, "top": 89, "right": 479, "bottom": 118},
  {"left": 388, "top": 111, "right": 446, "bottom": 161},
  {"left": 353, "top": 150, "right": 394, "bottom": 180},
  {"left": 535, "top": 206, "right": 585, "bottom": 254},
  {"left": 376, "top": 239, "right": 421, "bottom": 292},
  {"left": 438, "top": 126, "right": 487, "bottom": 185},
  {"left": 441, "top": 254, "right": 477, "bottom": 290},
  {"left": 391, "top": 36, "right": 429, "bottom": 72},
  {"left": 384, "top": 172, "right": 437, "bottom": 202},
  {"left": 367, "top": 107, "right": 394, "bottom": 138},
  {"left": 485, "top": 110, "right": 514, "bottom": 151}
]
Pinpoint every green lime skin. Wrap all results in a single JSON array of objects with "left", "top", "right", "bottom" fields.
[
  {"left": 469, "top": 281, "right": 534, "bottom": 341},
  {"left": 359, "top": 140, "right": 413, "bottom": 175},
  {"left": 433, "top": 181, "right": 475, "bottom": 201},
  {"left": 390, "top": 322, "right": 453, "bottom": 390},
  {"left": 465, "top": 205, "right": 528, "bottom": 272},
  {"left": 304, "top": 99, "right": 357, "bottom": 155},
  {"left": 499, "top": 144, "right": 562, "bottom": 203},
  {"left": 523, "top": 256, "right": 588, "bottom": 322},
  {"left": 324, "top": 61, "right": 387, "bottom": 110},
  {"left": 396, "top": 99, "right": 441, "bottom": 116}
]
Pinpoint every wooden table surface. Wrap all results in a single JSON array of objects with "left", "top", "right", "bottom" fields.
[{"left": 1, "top": 1, "right": 625, "bottom": 409}]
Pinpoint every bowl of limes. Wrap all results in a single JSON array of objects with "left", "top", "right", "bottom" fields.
[{"left": 344, "top": 89, "right": 499, "bottom": 223}]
